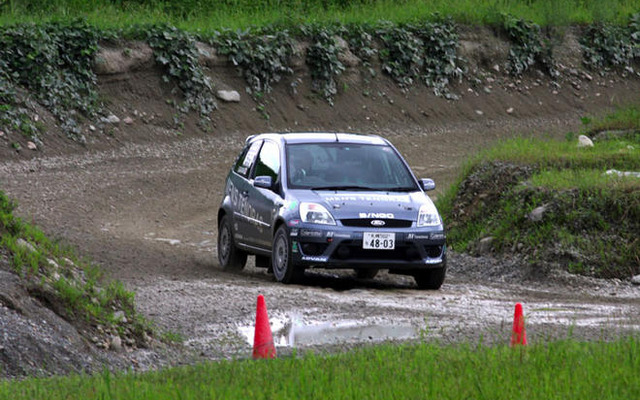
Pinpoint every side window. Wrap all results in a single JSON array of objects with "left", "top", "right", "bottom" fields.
[
  {"left": 234, "top": 140, "right": 262, "bottom": 178},
  {"left": 253, "top": 141, "right": 280, "bottom": 181}
]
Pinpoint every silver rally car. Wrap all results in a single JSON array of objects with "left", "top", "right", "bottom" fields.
[{"left": 217, "top": 132, "right": 447, "bottom": 289}]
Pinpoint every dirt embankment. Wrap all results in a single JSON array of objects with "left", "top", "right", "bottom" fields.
[{"left": 1, "top": 26, "right": 640, "bottom": 378}]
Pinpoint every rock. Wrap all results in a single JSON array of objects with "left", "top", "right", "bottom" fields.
[
  {"left": 606, "top": 169, "right": 640, "bottom": 178},
  {"left": 102, "top": 115, "right": 120, "bottom": 124},
  {"left": 94, "top": 42, "right": 154, "bottom": 75},
  {"left": 216, "top": 90, "right": 240, "bottom": 103},
  {"left": 16, "top": 239, "right": 36, "bottom": 253},
  {"left": 631, "top": 275, "right": 640, "bottom": 285},
  {"left": 334, "top": 35, "right": 360, "bottom": 68},
  {"left": 477, "top": 237, "right": 494, "bottom": 255},
  {"left": 492, "top": 64, "right": 500, "bottom": 72},
  {"left": 506, "top": 107, "right": 514, "bottom": 114},
  {"left": 195, "top": 42, "right": 225, "bottom": 68},
  {"left": 475, "top": 110, "right": 484, "bottom": 116},
  {"left": 123, "top": 117, "right": 134, "bottom": 125},
  {"left": 577, "top": 135, "right": 594, "bottom": 148},
  {"left": 113, "top": 310, "right": 125, "bottom": 321},
  {"left": 0, "top": 130, "right": 5, "bottom": 138},
  {"left": 89, "top": 125, "right": 96, "bottom": 132},
  {"left": 528, "top": 205, "right": 548, "bottom": 222},
  {"left": 109, "top": 335, "right": 122, "bottom": 352},
  {"left": 27, "top": 141, "right": 37, "bottom": 150}
]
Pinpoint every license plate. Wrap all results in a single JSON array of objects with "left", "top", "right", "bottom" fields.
[{"left": 363, "top": 232, "right": 395, "bottom": 250}]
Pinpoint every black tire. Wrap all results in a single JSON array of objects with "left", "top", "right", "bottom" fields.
[
  {"left": 218, "top": 215, "right": 247, "bottom": 271},
  {"left": 272, "top": 226, "right": 302, "bottom": 284},
  {"left": 413, "top": 266, "right": 446, "bottom": 290},
  {"left": 355, "top": 268, "right": 379, "bottom": 279}
]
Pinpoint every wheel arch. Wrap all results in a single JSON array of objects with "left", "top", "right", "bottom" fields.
[{"left": 272, "top": 218, "right": 287, "bottom": 237}]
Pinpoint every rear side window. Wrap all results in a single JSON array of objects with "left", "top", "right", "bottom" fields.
[
  {"left": 234, "top": 140, "right": 262, "bottom": 178},
  {"left": 253, "top": 141, "right": 280, "bottom": 181}
]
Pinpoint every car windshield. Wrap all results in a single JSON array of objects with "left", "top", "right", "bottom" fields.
[{"left": 286, "top": 142, "right": 418, "bottom": 191}]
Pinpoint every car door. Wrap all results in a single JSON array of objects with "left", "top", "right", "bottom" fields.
[
  {"left": 229, "top": 140, "right": 262, "bottom": 247},
  {"left": 247, "top": 140, "right": 284, "bottom": 249}
]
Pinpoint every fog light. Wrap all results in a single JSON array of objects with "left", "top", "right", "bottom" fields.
[{"left": 337, "top": 246, "right": 350, "bottom": 259}]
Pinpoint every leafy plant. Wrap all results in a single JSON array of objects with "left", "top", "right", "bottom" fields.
[
  {"left": 377, "top": 22, "right": 423, "bottom": 88},
  {"left": 146, "top": 24, "right": 216, "bottom": 119},
  {"left": 0, "top": 20, "right": 101, "bottom": 141},
  {"left": 341, "top": 23, "right": 377, "bottom": 76},
  {"left": 413, "top": 18, "right": 464, "bottom": 97},
  {"left": 303, "top": 25, "right": 345, "bottom": 105},
  {"left": 581, "top": 13, "right": 640, "bottom": 69},
  {"left": 502, "top": 14, "right": 556, "bottom": 77},
  {"left": 377, "top": 19, "right": 464, "bottom": 97},
  {"left": 213, "top": 28, "right": 294, "bottom": 98}
]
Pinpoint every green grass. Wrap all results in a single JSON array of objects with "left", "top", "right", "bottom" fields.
[
  {"left": 0, "top": 190, "right": 151, "bottom": 341},
  {"left": 1, "top": 338, "right": 639, "bottom": 399},
  {"left": 436, "top": 105, "right": 640, "bottom": 278},
  {"left": 586, "top": 104, "right": 640, "bottom": 132},
  {"left": 477, "top": 135, "right": 640, "bottom": 170},
  {"left": 528, "top": 168, "right": 640, "bottom": 190},
  {"left": 1, "top": 0, "right": 639, "bottom": 31}
]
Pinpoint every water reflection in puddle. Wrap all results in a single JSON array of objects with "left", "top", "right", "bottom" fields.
[{"left": 239, "top": 315, "right": 418, "bottom": 347}]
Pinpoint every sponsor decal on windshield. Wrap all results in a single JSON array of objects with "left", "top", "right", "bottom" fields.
[{"left": 323, "top": 195, "right": 410, "bottom": 203}]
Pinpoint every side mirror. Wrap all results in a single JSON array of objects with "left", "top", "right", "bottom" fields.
[
  {"left": 254, "top": 175, "right": 273, "bottom": 189},
  {"left": 419, "top": 178, "right": 436, "bottom": 191}
]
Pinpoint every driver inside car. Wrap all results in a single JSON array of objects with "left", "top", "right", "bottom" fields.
[{"left": 290, "top": 148, "right": 314, "bottom": 184}]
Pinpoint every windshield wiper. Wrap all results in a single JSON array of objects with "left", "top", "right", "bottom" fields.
[
  {"left": 378, "top": 186, "right": 417, "bottom": 192},
  {"left": 311, "top": 185, "right": 376, "bottom": 191}
]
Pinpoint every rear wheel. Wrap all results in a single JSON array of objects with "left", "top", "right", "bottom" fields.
[
  {"left": 218, "top": 216, "right": 247, "bottom": 271},
  {"left": 413, "top": 266, "right": 446, "bottom": 290},
  {"left": 355, "top": 268, "right": 379, "bottom": 279},
  {"left": 272, "top": 226, "right": 302, "bottom": 284}
]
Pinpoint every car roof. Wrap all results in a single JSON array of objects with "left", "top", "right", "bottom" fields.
[{"left": 247, "top": 132, "right": 389, "bottom": 146}]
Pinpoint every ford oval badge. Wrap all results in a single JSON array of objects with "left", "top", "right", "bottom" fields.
[{"left": 370, "top": 220, "right": 386, "bottom": 226}]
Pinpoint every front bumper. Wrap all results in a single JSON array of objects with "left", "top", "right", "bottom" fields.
[{"left": 289, "top": 224, "right": 446, "bottom": 270}]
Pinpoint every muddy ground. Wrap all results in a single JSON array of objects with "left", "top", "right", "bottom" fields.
[{"left": 1, "top": 27, "right": 640, "bottom": 373}]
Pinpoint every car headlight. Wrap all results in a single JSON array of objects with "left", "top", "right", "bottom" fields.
[
  {"left": 300, "top": 203, "right": 336, "bottom": 225},
  {"left": 417, "top": 204, "right": 441, "bottom": 227}
]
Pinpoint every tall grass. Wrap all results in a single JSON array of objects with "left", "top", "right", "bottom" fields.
[
  {"left": 2, "top": 338, "right": 639, "bottom": 399},
  {"left": 1, "top": 0, "right": 638, "bottom": 30}
]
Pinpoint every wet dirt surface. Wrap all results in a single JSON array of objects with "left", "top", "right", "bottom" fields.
[{"left": 3, "top": 117, "right": 639, "bottom": 360}]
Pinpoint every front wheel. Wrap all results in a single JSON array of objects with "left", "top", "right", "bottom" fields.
[
  {"left": 272, "top": 226, "right": 302, "bottom": 284},
  {"left": 413, "top": 266, "right": 446, "bottom": 290},
  {"left": 218, "top": 215, "right": 247, "bottom": 271}
]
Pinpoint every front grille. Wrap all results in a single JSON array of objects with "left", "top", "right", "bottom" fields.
[
  {"left": 340, "top": 219, "right": 412, "bottom": 228},
  {"left": 331, "top": 242, "right": 421, "bottom": 261}
]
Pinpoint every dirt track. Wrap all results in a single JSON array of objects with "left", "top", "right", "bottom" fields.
[{"left": 3, "top": 110, "right": 640, "bottom": 358}]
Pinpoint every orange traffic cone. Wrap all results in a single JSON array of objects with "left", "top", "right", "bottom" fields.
[
  {"left": 510, "top": 302, "right": 527, "bottom": 346},
  {"left": 253, "top": 294, "right": 276, "bottom": 359}
]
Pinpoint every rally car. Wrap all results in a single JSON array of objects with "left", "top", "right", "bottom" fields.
[{"left": 217, "top": 132, "right": 447, "bottom": 289}]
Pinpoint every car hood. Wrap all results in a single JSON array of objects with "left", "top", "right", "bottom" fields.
[{"left": 289, "top": 190, "right": 438, "bottom": 221}]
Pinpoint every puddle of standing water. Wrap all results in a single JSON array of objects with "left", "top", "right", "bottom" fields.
[{"left": 238, "top": 315, "right": 418, "bottom": 347}]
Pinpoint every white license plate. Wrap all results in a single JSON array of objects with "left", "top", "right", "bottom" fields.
[{"left": 363, "top": 232, "right": 395, "bottom": 250}]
